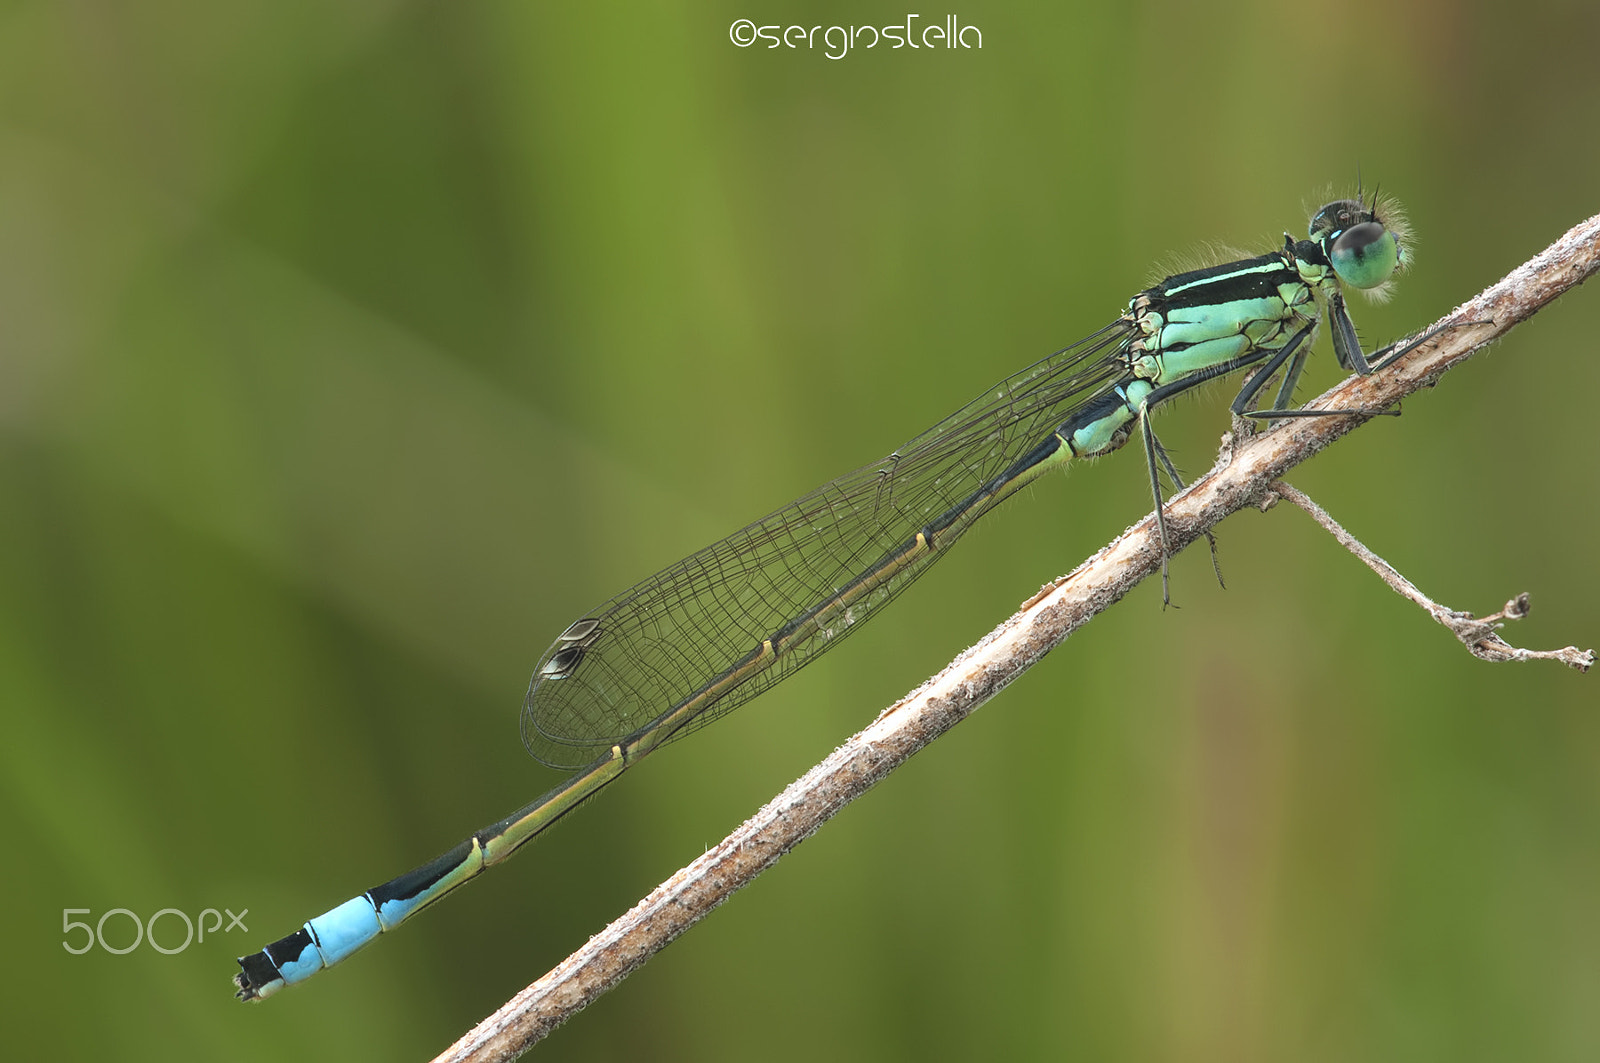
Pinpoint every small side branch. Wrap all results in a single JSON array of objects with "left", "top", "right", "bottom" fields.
[
  {"left": 430, "top": 211, "right": 1600, "bottom": 1063},
  {"left": 1268, "top": 481, "right": 1594, "bottom": 671}
]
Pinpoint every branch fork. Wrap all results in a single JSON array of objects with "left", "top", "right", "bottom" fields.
[{"left": 1266, "top": 480, "right": 1593, "bottom": 671}]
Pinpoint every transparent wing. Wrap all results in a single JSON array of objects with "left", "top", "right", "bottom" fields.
[{"left": 522, "top": 319, "right": 1135, "bottom": 769}]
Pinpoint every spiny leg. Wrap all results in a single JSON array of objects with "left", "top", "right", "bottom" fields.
[
  {"left": 1369, "top": 318, "right": 1485, "bottom": 372},
  {"left": 1139, "top": 409, "right": 1177, "bottom": 606},
  {"left": 1237, "top": 314, "right": 1406, "bottom": 421},
  {"left": 1250, "top": 289, "right": 1391, "bottom": 418},
  {"left": 1269, "top": 337, "right": 1314, "bottom": 420},
  {"left": 1325, "top": 292, "right": 1480, "bottom": 375},
  {"left": 1326, "top": 290, "right": 1371, "bottom": 373},
  {"left": 1245, "top": 320, "right": 1481, "bottom": 421},
  {"left": 1130, "top": 336, "right": 1311, "bottom": 603},
  {"left": 1140, "top": 410, "right": 1226, "bottom": 606},
  {"left": 1227, "top": 321, "right": 1324, "bottom": 439},
  {"left": 1230, "top": 321, "right": 1317, "bottom": 418},
  {"left": 1146, "top": 428, "right": 1225, "bottom": 592}
]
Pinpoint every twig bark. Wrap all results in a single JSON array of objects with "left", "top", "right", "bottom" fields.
[{"left": 430, "top": 211, "right": 1600, "bottom": 1063}]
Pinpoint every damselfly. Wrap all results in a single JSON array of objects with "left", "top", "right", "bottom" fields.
[{"left": 236, "top": 191, "right": 1422, "bottom": 1000}]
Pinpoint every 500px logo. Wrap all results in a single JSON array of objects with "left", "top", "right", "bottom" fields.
[
  {"left": 62, "top": 907, "right": 248, "bottom": 955},
  {"left": 729, "top": 15, "right": 982, "bottom": 60}
]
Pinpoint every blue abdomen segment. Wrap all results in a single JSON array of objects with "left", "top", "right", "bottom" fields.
[
  {"left": 308, "top": 896, "right": 385, "bottom": 965},
  {"left": 234, "top": 838, "right": 485, "bottom": 1000},
  {"left": 233, "top": 898, "right": 383, "bottom": 1000},
  {"left": 234, "top": 926, "right": 325, "bottom": 1001}
]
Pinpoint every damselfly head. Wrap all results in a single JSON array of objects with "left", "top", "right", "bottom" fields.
[{"left": 1309, "top": 191, "right": 1410, "bottom": 301}]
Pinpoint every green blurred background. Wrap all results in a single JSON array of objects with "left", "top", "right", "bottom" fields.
[{"left": 2, "top": 2, "right": 1596, "bottom": 1060}]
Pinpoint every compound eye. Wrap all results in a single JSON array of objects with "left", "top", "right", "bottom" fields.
[{"left": 1329, "top": 221, "right": 1401, "bottom": 289}]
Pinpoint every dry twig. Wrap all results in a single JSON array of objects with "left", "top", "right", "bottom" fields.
[{"left": 1268, "top": 480, "right": 1593, "bottom": 670}]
